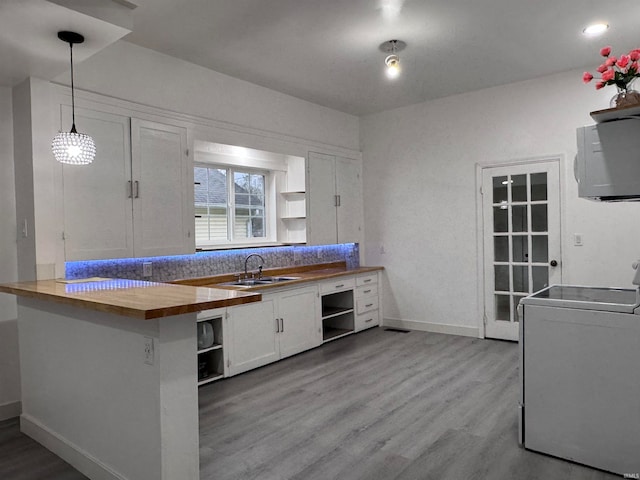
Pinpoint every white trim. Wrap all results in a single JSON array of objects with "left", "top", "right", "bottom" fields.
[
  {"left": 475, "top": 163, "right": 486, "bottom": 338},
  {"left": 0, "top": 401, "right": 21, "bottom": 421},
  {"left": 20, "top": 414, "right": 126, "bottom": 480},
  {"left": 383, "top": 317, "right": 479, "bottom": 338},
  {"left": 50, "top": 83, "right": 361, "bottom": 160}
]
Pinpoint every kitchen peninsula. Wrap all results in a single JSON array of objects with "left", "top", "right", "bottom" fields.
[{"left": 0, "top": 278, "right": 261, "bottom": 480}]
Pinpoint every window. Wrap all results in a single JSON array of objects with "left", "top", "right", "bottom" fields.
[{"left": 195, "top": 164, "right": 270, "bottom": 246}]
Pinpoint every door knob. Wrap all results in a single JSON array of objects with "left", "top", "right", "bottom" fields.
[{"left": 550, "top": 260, "right": 558, "bottom": 267}]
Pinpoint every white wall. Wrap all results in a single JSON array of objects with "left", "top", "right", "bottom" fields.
[
  {"left": 56, "top": 40, "right": 360, "bottom": 152},
  {"left": 360, "top": 69, "right": 640, "bottom": 336},
  {"left": 0, "top": 86, "right": 21, "bottom": 417}
]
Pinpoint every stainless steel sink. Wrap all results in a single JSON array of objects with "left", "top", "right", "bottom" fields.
[
  {"left": 219, "top": 276, "right": 300, "bottom": 287},
  {"left": 259, "top": 276, "right": 300, "bottom": 283}
]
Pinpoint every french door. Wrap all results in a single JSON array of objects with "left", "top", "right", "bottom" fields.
[{"left": 482, "top": 160, "right": 561, "bottom": 341}]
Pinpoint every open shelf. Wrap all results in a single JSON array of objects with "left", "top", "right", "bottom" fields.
[
  {"left": 321, "top": 289, "right": 354, "bottom": 342},
  {"left": 322, "top": 306, "right": 354, "bottom": 319},
  {"left": 197, "top": 343, "right": 222, "bottom": 354},
  {"left": 197, "top": 315, "right": 225, "bottom": 386},
  {"left": 322, "top": 326, "right": 353, "bottom": 342},
  {"left": 197, "top": 373, "right": 224, "bottom": 386}
]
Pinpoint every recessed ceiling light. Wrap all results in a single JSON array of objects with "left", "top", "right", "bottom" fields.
[{"left": 583, "top": 23, "right": 609, "bottom": 37}]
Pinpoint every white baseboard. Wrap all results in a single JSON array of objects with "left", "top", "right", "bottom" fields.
[
  {"left": 383, "top": 317, "right": 480, "bottom": 338},
  {"left": 20, "top": 414, "right": 126, "bottom": 480},
  {"left": 0, "top": 401, "right": 21, "bottom": 421}
]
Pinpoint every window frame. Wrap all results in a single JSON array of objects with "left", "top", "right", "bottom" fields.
[{"left": 194, "top": 162, "right": 275, "bottom": 248}]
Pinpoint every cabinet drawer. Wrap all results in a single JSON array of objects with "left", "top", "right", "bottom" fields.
[
  {"left": 320, "top": 277, "right": 355, "bottom": 294},
  {"left": 355, "top": 309, "right": 379, "bottom": 331},
  {"left": 356, "top": 296, "right": 378, "bottom": 315},
  {"left": 356, "top": 284, "right": 378, "bottom": 298},
  {"left": 356, "top": 273, "right": 378, "bottom": 286}
]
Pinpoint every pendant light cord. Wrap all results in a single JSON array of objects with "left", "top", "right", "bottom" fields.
[{"left": 69, "top": 41, "right": 77, "bottom": 133}]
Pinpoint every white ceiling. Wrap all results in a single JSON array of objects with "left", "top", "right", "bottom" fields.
[
  {"left": 0, "top": 0, "right": 132, "bottom": 88},
  {"left": 2, "top": 1, "right": 638, "bottom": 116},
  {"left": 123, "top": 0, "right": 640, "bottom": 116}
]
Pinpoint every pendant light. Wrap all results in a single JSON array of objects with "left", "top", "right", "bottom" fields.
[
  {"left": 51, "top": 31, "right": 96, "bottom": 165},
  {"left": 379, "top": 39, "right": 406, "bottom": 79}
]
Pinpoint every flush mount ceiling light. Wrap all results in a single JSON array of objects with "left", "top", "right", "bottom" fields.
[
  {"left": 51, "top": 31, "right": 96, "bottom": 165},
  {"left": 582, "top": 23, "right": 609, "bottom": 37},
  {"left": 379, "top": 39, "right": 406, "bottom": 79}
]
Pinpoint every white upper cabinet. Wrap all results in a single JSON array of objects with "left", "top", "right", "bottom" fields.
[
  {"left": 62, "top": 107, "right": 134, "bottom": 261},
  {"left": 61, "top": 106, "right": 194, "bottom": 260},
  {"left": 131, "top": 119, "right": 192, "bottom": 258},
  {"left": 335, "top": 157, "right": 363, "bottom": 245},
  {"left": 307, "top": 152, "right": 363, "bottom": 245}
]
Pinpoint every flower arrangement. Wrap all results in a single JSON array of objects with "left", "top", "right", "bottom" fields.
[
  {"left": 583, "top": 46, "right": 640, "bottom": 90},
  {"left": 583, "top": 46, "right": 640, "bottom": 108}
]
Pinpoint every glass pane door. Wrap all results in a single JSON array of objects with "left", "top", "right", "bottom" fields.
[{"left": 482, "top": 160, "right": 560, "bottom": 341}]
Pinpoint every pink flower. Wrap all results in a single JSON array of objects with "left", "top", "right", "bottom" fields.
[
  {"left": 600, "top": 46, "right": 612, "bottom": 57},
  {"left": 618, "top": 55, "right": 630, "bottom": 68},
  {"left": 596, "top": 64, "right": 607, "bottom": 73},
  {"left": 632, "top": 61, "right": 639, "bottom": 72},
  {"left": 605, "top": 56, "right": 617, "bottom": 67},
  {"left": 582, "top": 72, "right": 594, "bottom": 83},
  {"left": 602, "top": 68, "right": 615, "bottom": 82},
  {"left": 596, "top": 81, "right": 606, "bottom": 90},
  {"left": 630, "top": 50, "right": 640, "bottom": 61}
]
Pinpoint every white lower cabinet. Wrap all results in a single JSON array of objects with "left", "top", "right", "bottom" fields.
[
  {"left": 273, "top": 286, "right": 322, "bottom": 359},
  {"left": 226, "top": 298, "right": 279, "bottom": 377},
  {"left": 354, "top": 272, "right": 380, "bottom": 332},
  {"left": 222, "top": 273, "right": 380, "bottom": 379},
  {"left": 227, "top": 285, "right": 320, "bottom": 377}
]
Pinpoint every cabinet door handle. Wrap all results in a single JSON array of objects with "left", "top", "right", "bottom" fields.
[
  {"left": 275, "top": 318, "right": 280, "bottom": 333},
  {"left": 127, "top": 180, "right": 133, "bottom": 198},
  {"left": 337, "top": 195, "right": 341, "bottom": 207},
  {"left": 280, "top": 318, "right": 284, "bottom": 333},
  {"left": 134, "top": 180, "right": 140, "bottom": 198}
]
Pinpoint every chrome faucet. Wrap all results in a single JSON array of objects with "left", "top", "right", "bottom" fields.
[{"left": 244, "top": 254, "right": 265, "bottom": 279}]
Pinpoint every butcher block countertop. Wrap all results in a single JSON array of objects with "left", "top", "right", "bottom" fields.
[
  {"left": 0, "top": 278, "right": 261, "bottom": 320},
  {"left": 172, "top": 261, "right": 383, "bottom": 290}
]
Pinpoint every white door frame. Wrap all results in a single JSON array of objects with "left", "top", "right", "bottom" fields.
[{"left": 475, "top": 154, "right": 565, "bottom": 339}]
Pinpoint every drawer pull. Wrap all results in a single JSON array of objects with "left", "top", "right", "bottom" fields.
[
  {"left": 335, "top": 284, "right": 344, "bottom": 288},
  {"left": 363, "top": 289, "right": 372, "bottom": 294},
  {"left": 365, "top": 318, "right": 373, "bottom": 323},
  {"left": 363, "top": 279, "right": 372, "bottom": 283},
  {"left": 365, "top": 303, "right": 374, "bottom": 308}
]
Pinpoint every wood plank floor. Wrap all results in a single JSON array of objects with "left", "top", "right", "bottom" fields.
[{"left": 0, "top": 328, "right": 620, "bottom": 480}]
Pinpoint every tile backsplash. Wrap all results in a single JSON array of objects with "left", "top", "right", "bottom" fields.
[{"left": 65, "top": 244, "right": 359, "bottom": 282}]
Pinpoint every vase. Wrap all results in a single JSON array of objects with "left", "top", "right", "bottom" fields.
[
  {"left": 197, "top": 322, "right": 214, "bottom": 349},
  {"left": 610, "top": 86, "right": 640, "bottom": 109}
]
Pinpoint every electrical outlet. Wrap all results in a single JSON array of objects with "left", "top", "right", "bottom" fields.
[
  {"left": 143, "top": 337, "right": 154, "bottom": 365},
  {"left": 143, "top": 262, "right": 153, "bottom": 277}
]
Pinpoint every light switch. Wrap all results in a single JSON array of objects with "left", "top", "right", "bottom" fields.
[{"left": 574, "top": 233, "right": 583, "bottom": 246}]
